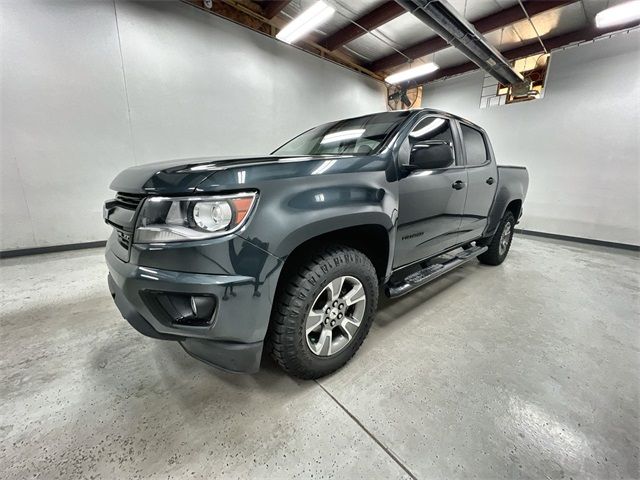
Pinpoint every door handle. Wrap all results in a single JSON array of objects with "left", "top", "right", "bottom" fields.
[
  {"left": 452, "top": 180, "right": 465, "bottom": 190},
  {"left": 486, "top": 177, "right": 495, "bottom": 185}
]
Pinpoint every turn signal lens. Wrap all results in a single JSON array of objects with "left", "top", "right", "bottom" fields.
[{"left": 230, "top": 197, "right": 253, "bottom": 224}]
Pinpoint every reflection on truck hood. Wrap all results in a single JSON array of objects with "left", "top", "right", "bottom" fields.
[{"left": 109, "top": 154, "right": 390, "bottom": 195}]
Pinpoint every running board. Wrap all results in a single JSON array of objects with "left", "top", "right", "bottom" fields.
[{"left": 385, "top": 245, "right": 488, "bottom": 298}]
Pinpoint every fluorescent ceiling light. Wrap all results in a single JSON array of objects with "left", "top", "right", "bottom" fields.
[
  {"left": 320, "top": 129, "right": 365, "bottom": 144},
  {"left": 595, "top": 0, "right": 640, "bottom": 28},
  {"left": 385, "top": 62, "right": 439, "bottom": 85},
  {"left": 276, "top": 1, "right": 335, "bottom": 44}
]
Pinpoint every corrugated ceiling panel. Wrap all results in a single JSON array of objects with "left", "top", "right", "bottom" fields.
[
  {"left": 280, "top": 0, "right": 381, "bottom": 38},
  {"left": 376, "top": 1, "right": 592, "bottom": 74},
  {"left": 342, "top": 0, "right": 521, "bottom": 62},
  {"left": 278, "top": 0, "right": 597, "bottom": 73}
]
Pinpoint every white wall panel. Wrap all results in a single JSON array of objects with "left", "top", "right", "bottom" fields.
[
  {"left": 0, "top": 0, "right": 385, "bottom": 250},
  {"left": 422, "top": 31, "right": 640, "bottom": 246},
  {"left": 1, "top": 0, "right": 134, "bottom": 249},
  {"left": 115, "top": 1, "right": 383, "bottom": 161}
]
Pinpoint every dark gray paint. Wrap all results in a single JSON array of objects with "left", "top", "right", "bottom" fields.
[{"left": 105, "top": 108, "right": 529, "bottom": 372}]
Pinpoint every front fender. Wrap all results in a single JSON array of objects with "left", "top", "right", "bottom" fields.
[
  {"left": 237, "top": 179, "right": 396, "bottom": 258},
  {"left": 271, "top": 210, "right": 395, "bottom": 259},
  {"left": 193, "top": 155, "right": 399, "bottom": 279}
]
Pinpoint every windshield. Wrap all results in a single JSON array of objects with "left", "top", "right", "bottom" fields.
[{"left": 272, "top": 111, "right": 411, "bottom": 156}]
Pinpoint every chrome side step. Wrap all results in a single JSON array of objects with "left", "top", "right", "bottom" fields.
[{"left": 385, "top": 245, "right": 488, "bottom": 298}]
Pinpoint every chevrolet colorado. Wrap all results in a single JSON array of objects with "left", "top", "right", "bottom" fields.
[{"left": 105, "top": 109, "right": 529, "bottom": 379}]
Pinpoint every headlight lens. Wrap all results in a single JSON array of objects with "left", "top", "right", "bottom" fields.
[
  {"left": 192, "top": 201, "right": 233, "bottom": 232},
  {"left": 134, "top": 192, "right": 257, "bottom": 243}
]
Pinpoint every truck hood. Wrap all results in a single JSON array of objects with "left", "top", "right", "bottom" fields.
[
  {"left": 110, "top": 154, "right": 389, "bottom": 195},
  {"left": 110, "top": 155, "right": 301, "bottom": 194}
]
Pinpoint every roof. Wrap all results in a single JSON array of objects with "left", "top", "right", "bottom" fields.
[{"left": 186, "top": 0, "right": 640, "bottom": 84}]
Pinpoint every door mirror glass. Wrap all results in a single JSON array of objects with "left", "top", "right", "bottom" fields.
[{"left": 410, "top": 141, "right": 454, "bottom": 169}]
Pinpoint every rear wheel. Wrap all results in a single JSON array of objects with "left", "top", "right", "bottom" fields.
[
  {"left": 478, "top": 211, "right": 515, "bottom": 265},
  {"left": 269, "top": 245, "right": 378, "bottom": 379}
]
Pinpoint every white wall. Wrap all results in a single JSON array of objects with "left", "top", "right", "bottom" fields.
[
  {"left": 422, "top": 30, "right": 640, "bottom": 246},
  {"left": 0, "top": 0, "right": 385, "bottom": 251}
]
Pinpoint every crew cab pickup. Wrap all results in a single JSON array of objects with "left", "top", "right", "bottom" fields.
[{"left": 104, "top": 109, "right": 529, "bottom": 379}]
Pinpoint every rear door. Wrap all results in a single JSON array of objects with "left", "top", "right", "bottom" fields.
[
  {"left": 456, "top": 122, "right": 498, "bottom": 244},
  {"left": 393, "top": 115, "right": 468, "bottom": 268}
]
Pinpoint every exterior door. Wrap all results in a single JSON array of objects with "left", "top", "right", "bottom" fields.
[
  {"left": 394, "top": 116, "right": 468, "bottom": 268},
  {"left": 457, "top": 122, "right": 498, "bottom": 244}
]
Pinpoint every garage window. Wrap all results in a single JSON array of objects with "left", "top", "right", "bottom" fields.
[
  {"left": 460, "top": 124, "right": 488, "bottom": 166},
  {"left": 480, "top": 53, "right": 550, "bottom": 108}
]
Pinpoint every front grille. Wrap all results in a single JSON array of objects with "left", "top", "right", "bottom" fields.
[
  {"left": 116, "top": 228, "right": 132, "bottom": 250},
  {"left": 115, "top": 192, "right": 146, "bottom": 210}
]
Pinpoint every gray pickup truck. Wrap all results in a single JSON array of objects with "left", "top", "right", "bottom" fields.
[{"left": 104, "top": 109, "right": 529, "bottom": 379}]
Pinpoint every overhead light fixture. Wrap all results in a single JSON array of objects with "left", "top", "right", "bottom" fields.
[
  {"left": 385, "top": 62, "right": 439, "bottom": 85},
  {"left": 276, "top": 1, "right": 335, "bottom": 44},
  {"left": 595, "top": 0, "right": 640, "bottom": 28}
]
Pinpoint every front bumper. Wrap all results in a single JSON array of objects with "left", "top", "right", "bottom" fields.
[{"left": 106, "top": 246, "right": 279, "bottom": 373}]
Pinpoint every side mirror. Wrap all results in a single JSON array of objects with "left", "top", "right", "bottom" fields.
[{"left": 408, "top": 141, "right": 454, "bottom": 170}]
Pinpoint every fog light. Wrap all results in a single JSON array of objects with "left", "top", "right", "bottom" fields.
[
  {"left": 145, "top": 292, "right": 217, "bottom": 327},
  {"left": 189, "top": 295, "right": 216, "bottom": 320}
]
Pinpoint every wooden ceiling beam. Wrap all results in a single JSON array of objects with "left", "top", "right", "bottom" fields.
[
  {"left": 261, "top": 0, "right": 291, "bottom": 19},
  {"left": 414, "top": 20, "right": 640, "bottom": 84},
  {"left": 370, "top": 0, "right": 579, "bottom": 73},
  {"left": 180, "top": 0, "right": 383, "bottom": 80},
  {"left": 321, "top": 1, "right": 406, "bottom": 51}
]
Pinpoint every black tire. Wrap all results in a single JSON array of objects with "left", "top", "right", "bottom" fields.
[
  {"left": 269, "top": 245, "right": 378, "bottom": 379},
  {"left": 478, "top": 211, "right": 515, "bottom": 266}
]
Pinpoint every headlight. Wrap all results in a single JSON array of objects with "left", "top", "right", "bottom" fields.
[{"left": 134, "top": 192, "right": 257, "bottom": 244}]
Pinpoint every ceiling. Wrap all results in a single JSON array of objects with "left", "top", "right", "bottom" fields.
[{"left": 189, "top": 0, "right": 638, "bottom": 83}]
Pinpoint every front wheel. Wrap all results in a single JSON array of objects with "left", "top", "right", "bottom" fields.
[
  {"left": 269, "top": 245, "right": 378, "bottom": 379},
  {"left": 478, "top": 211, "right": 515, "bottom": 265}
]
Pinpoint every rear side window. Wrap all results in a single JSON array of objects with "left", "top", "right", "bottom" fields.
[{"left": 460, "top": 124, "right": 489, "bottom": 166}]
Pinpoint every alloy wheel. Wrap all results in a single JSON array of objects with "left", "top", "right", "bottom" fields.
[
  {"left": 305, "top": 275, "right": 367, "bottom": 357},
  {"left": 499, "top": 221, "right": 512, "bottom": 256}
]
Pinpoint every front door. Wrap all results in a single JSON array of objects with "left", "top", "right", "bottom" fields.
[{"left": 394, "top": 116, "right": 468, "bottom": 268}]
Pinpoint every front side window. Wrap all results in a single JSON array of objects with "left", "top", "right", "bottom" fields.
[
  {"left": 272, "top": 111, "right": 410, "bottom": 156},
  {"left": 405, "top": 116, "right": 456, "bottom": 168},
  {"left": 408, "top": 116, "right": 455, "bottom": 147},
  {"left": 460, "top": 124, "right": 489, "bottom": 166}
]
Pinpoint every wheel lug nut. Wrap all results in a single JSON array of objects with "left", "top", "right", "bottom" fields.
[
  {"left": 338, "top": 313, "right": 343, "bottom": 319},
  {"left": 325, "top": 308, "right": 330, "bottom": 314},
  {"left": 333, "top": 301, "right": 338, "bottom": 307},
  {"left": 330, "top": 320, "right": 336, "bottom": 326},
  {"left": 339, "top": 303, "right": 344, "bottom": 309},
  {"left": 324, "top": 318, "right": 328, "bottom": 324}
]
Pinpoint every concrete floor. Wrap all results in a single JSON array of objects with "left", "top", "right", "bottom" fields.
[{"left": 1, "top": 236, "right": 638, "bottom": 479}]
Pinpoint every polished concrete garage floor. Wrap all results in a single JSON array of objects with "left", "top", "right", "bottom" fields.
[{"left": 1, "top": 236, "right": 638, "bottom": 479}]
